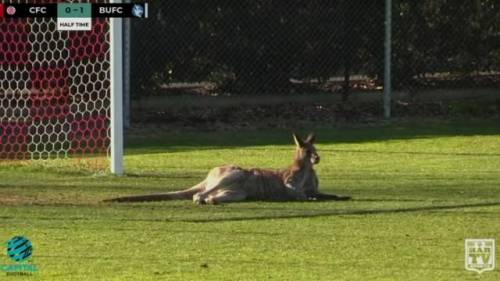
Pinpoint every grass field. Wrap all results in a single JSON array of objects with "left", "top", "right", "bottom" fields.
[{"left": 1, "top": 119, "right": 499, "bottom": 280}]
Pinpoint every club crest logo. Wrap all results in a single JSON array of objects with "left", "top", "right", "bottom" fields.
[
  {"left": 465, "top": 239, "right": 495, "bottom": 274},
  {"left": 132, "top": 4, "right": 144, "bottom": 18},
  {"left": 6, "top": 6, "right": 16, "bottom": 16}
]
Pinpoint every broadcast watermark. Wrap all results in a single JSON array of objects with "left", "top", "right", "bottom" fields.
[
  {"left": 465, "top": 238, "right": 495, "bottom": 274},
  {"left": 1, "top": 236, "right": 38, "bottom": 275}
]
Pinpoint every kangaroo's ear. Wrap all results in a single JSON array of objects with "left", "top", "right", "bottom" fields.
[
  {"left": 292, "top": 133, "right": 304, "bottom": 147},
  {"left": 305, "top": 133, "right": 316, "bottom": 144}
]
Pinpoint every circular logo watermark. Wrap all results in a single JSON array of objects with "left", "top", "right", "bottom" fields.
[{"left": 7, "top": 236, "right": 33, "bottom": 262}]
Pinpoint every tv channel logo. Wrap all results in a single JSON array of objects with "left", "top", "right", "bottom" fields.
[{"left": 465, "top": 239, "right": 495, "bottom": 274}]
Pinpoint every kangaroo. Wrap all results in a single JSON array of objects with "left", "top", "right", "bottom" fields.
[{"left": 104, "top": 133, "right": 350, "bottom": 204}]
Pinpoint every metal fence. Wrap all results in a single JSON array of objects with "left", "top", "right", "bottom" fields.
[{"left": 128, "top": 0, "right": 500, "bottom": 119}]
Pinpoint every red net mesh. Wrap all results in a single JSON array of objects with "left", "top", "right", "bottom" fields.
[{"left": 0, "top": 1, "right": 111, "bottom": 162}]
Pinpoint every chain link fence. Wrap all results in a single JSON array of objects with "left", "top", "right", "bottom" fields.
[
  {"left": 392, "top": 0, "right": 500, "bottom": 94},
  {"left": 129, "top": 0, "right": 499, "bottom": 124}
]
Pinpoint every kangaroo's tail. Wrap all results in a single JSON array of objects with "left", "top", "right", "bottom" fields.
[{"left": 103, "top": 181, "right": 205, "bottom": 203}]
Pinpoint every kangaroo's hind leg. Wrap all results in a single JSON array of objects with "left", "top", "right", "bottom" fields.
[
  {"left": 193, "top": 167, "right": 246, "bottom": 204},
  {"left": 205, "top": 189, "right": 248, "bottom": 204}
]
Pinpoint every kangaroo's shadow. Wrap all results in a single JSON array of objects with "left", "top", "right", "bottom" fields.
[{"left": 182, "top": 201, "right": 500, "bottom": 223}]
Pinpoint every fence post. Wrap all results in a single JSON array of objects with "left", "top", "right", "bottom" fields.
[
  {"left": 384, "top": 0, "right": 392, "bottom": 119},
  {"left": 123, "top": 1, "right": 131, "bottom": 129}
]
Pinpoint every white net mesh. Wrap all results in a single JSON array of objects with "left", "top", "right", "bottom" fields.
[{"left": 0, "top": 1, "right": 111, "bottom": 170}]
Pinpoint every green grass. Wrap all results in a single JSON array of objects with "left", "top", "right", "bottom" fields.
[{"left": 1, "top": 119, "right": 500, "bottom": 280}]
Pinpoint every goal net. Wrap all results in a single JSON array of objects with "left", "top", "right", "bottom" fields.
[{"left": 0, "top": 1, "right": 122, "bottom": 173}]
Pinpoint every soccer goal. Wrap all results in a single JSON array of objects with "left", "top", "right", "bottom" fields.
[{"left": 0, "top": 1, "right": 123, "bottom": 174}]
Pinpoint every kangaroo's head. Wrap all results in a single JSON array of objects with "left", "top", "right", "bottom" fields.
[{"left": 293, "top": 133, "right": 320, "bottom": 165}]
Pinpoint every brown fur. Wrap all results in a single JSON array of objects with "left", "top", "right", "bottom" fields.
[{"left": 104, "top": 133, "right": 350, "bottom": 204}]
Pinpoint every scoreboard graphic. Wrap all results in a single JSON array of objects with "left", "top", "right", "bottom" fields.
[{"left": 0, "top": 3, "right": 148, "bottom": 30}]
